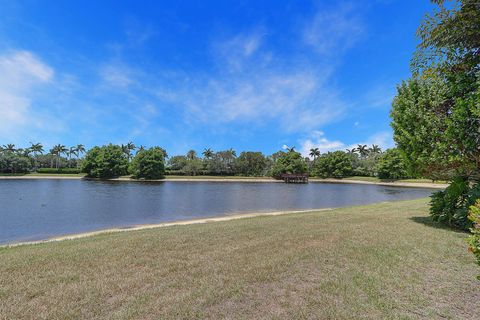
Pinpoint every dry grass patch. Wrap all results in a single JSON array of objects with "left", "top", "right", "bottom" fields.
[{"left": 0, "top": 199, "right": 479, "bottom": 319}]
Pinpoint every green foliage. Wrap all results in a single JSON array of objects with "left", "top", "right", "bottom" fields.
[
  {"left": 36, "top": 168, "right": 81, "bottom": 174},
  {"left": 270, "top": 151, "right": 308, "bottom": 178},
  {"left": 430, "top": 179, "right": 480, "bottom": 230},
  {"left": 313, "top": 151, "right": 353, "bottom": 178},
  {"left": 0, "top": 152, "right": 32, "bottom": 173},
  {"left": 81, "top": 144, "right": 128, "bottom": 178},
  {"left": 129, "top": 147, "right": 166, "bottom": 179},
  {"left": 377, "top": 148, "right": 408, "bottom": 179},
  {"left": 468, "top": 200, "right": 480, "bottom": 280},
  {"left": 235, "top": 152, "right": 267, "bottom": 176}
]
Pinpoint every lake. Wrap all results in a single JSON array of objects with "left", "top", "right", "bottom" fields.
[{"left": 0, "top": 179, "right": 435, "bottom": 244}]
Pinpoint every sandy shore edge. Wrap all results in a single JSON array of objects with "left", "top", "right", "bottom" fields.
[
  {"left": 0, "top": 175, "right": 446, "bottom": 188},
  {"left": 1, "top": 208, "right": 332, "bottom": 248}
]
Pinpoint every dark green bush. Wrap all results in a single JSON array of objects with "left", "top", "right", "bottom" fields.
[
  {"left": 430, "top": 178, "right": 480, "bottom": 230},
  {"left": 377, "top": 148, "right": 408, "bottom": 179},
  {"left": 130, "top": 147, "right": 165, "bottom": 179},
  {"left": 270, "top": 151, "right": 308, "bottom": 178},
  {"left": 81, "top": 144, "right": 128, "bottom": 178},
  {"left": 36, "top": 168, "right": 80, "bottom": 174},
  {"left": 313, "top": 151, "right": 353, "bottom": 178}
]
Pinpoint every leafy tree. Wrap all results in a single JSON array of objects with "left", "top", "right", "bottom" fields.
[
  {"left": 208, "top": 150, "right": 237, "bottom": 175},
  {"left": 183, "top": 158, "right": 203, "bottom": 176},
  {"left": 468, "top": 200, "right": 480, "bottom": 279},
  {"left": 0, "top": 152, "right": 32, "bottom": 173},
  {"left": 167, "top": 156, "right": 188, "bottom": 172},
  {"left": 376, "top": 148, "right": 408, "bottom": 180},
  {"left": 81, "top": 144, "right": 129, "bottom": 178},
  {"left": 313, "top": 151, "right": 353, "bottom": 178},
  {"left": 235, "top": 152, "right": 268, "bottom": 176},
  {"left": 270, "top": 150, "right": 307, "bottom": 178},
  {"left": 129, "top": 147, "right": 165, "bottom": 179}
]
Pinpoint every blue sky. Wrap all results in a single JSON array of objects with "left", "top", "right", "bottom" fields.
[{"left": 0, "top": 0, "right": 434, "bottom": 156}]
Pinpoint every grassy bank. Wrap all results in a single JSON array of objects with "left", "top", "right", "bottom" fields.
[{"left": 1, "top": 199, "right": 478, "bottom": 319}]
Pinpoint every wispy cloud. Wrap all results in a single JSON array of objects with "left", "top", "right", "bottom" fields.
[
  {"left": 300, "top": 130, "right": 394, "bottom": 157},
  {"left": 303, "top": 3, "right": 364, "bottom": 55},
  {"left": 0, "top": 51, "right": 58, "bottom": 140}
]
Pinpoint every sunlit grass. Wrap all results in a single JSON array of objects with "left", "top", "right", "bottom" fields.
[{"left": 0, "top": 199, "right": 477, "bottom": 319}]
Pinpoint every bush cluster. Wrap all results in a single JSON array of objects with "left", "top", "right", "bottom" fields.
[
  {"left": 468, "top": 200, "right": 480, "bottom": 279},
  {"left": 430, "top": 178, "right": 480, "bottom": 230}
]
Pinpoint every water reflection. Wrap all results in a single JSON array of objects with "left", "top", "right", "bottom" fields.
[{"left": 0, "top": 180, "right": 434, "bottom": 244}]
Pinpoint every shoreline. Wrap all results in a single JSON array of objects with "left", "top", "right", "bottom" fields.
[
  {"left": 1, "top": 208, "right": 332, "bottom": 248},
  {"left": 0, "top": 174, "right": 446, "bottom": 188}
]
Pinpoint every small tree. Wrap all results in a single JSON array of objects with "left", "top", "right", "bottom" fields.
[
  {"left": 81, "top": 144, "right": 128, "bottom": 178},
  {"left": 313, "top": 151, "right": 353, "bottom": 178},
  {"left": 129, "top": 147, "right": 165, "bottom": 179},
  {"left": 377, "top": 148, "right": 408, "bottom": 180},
  {"left": 468, "top": 200, "right": 480, "bottom": 280}
]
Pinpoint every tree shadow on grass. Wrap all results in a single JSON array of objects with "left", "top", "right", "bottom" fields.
[{"left": 409, "top": 216, "right": 469, "bottom": 234}]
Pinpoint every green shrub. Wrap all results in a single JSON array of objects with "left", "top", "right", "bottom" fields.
[
  {"left": 430, "top": 178, "right": 480, "bottom": 230},
  {"left": 36, "top": 168, "right": 80, "bottom": 174},
  {"left": 313, "top": 151, "right": 353, "bottom": 178},
  {"left": 270, "top": 151, "right": 308, "bottom": 178},
  {"left": 468, "top": 200, "right": 480, "bottom": 280},
  {"left": 377, "top": 148, "right": 408, "bottom": 179},
  {"left": 129, "top": 147, "right": 165, "bottom": 179},
  {"left": 81, "top": 144, "right": 128, "bottom": 178}
]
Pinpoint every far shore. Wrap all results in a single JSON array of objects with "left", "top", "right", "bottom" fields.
[{"left": 0, "top": 174, "right": 446, "bottom": 188}]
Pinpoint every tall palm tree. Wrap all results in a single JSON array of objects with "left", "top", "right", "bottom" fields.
[
  {"left": 346, "top": 148, "right": 356, "bottom": 154},
  {"left": 186, "top": 150, "right": 197, "bottom": 160},
  {"left": 309, "top": 148, "right": 321, "bottom": 160},
  {"left": 137, "top": 145, "right": 145, "bottom": 153},
  {"left": 356, "top": 144, "right": 368, "bottom": 157},
  {"left": 76, "top": 144, "right": 86, "bottom": 157},
  {"left": 51, "top": 144, "right": 67, "bottom": 169},
  {"left": 202, "top": 148, "right": 213, "bottom": 159},
  {"left": 68, "top": 146, "right": 78, "bottom": 168},
  {"left": 3, "top": 144, "right": 15, "bottom": 152},
  {"left": 286, "top": 146, "right": 296, "bottom": 153},
  {"left": 29, "top": 142, "right": 44, "bottom": 171},
  {"left": 228, "top": 148, "right": 237, "bottom": 157},
  {"left": 370, "top": 144, "right": 381, "bottom": 154}
]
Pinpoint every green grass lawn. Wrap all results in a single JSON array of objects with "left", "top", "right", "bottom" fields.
[{"left": 0, "top": 199, "right": 478, "bottom": 319}]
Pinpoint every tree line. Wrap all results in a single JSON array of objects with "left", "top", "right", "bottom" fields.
[{"left": 1, "top": 141, "right": 411, "bottom": 181}]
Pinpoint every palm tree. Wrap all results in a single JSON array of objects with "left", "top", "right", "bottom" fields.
[
  {"left": 346, "top": 148, "right": 356, "bottom": 154},
  {"left": 186, "top": 150, "right": 197, "bottom": 160},
  {"left": 228, "top": 148, "right": 237, "bottom": 157},
  {"left": 356, "top": 144, "right": 368, "bottom": 157},
  {"left": 3, "top": 144, "right": 15, "bottom": 152},
  {"left": 29, "top": 142, "right": 44, "bottom": 171},
  {"left": 286, "top": 146, "right": 296, "bottom": 153},
  {"left": 137, "top": 145, "right": 145, "bottom": 153},
  {"left": 202, "top": 148, "right": 213, "bottom": 159},
  {"left": 51, "top": 144, "right": 67, "bottom": 169},
  {"left": 309, "top": 148, "right": 321, "bottom": 160},
  {"left": 370, "top": 144, "right": 381, "bottom": 154},
  {"left": 76, "top": 144, "right": 86, "bottom": 157}
]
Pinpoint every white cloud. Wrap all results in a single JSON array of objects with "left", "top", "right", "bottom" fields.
[
  {"left": 100, "top": 64, "right": 135, "bottom": 87},
  {"left": 0, "top": 51, "right": 55, "bottom": 139},
  {"left": 300, "top": 130, "right": 394, "bottom": 157},
  {"left": 303, "top": 3, "right": 364, "bottom": 55}
]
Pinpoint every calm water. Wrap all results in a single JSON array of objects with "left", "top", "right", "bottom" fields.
[{"left": 0, "top": 180, "right": 434, "bottom": 244}]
